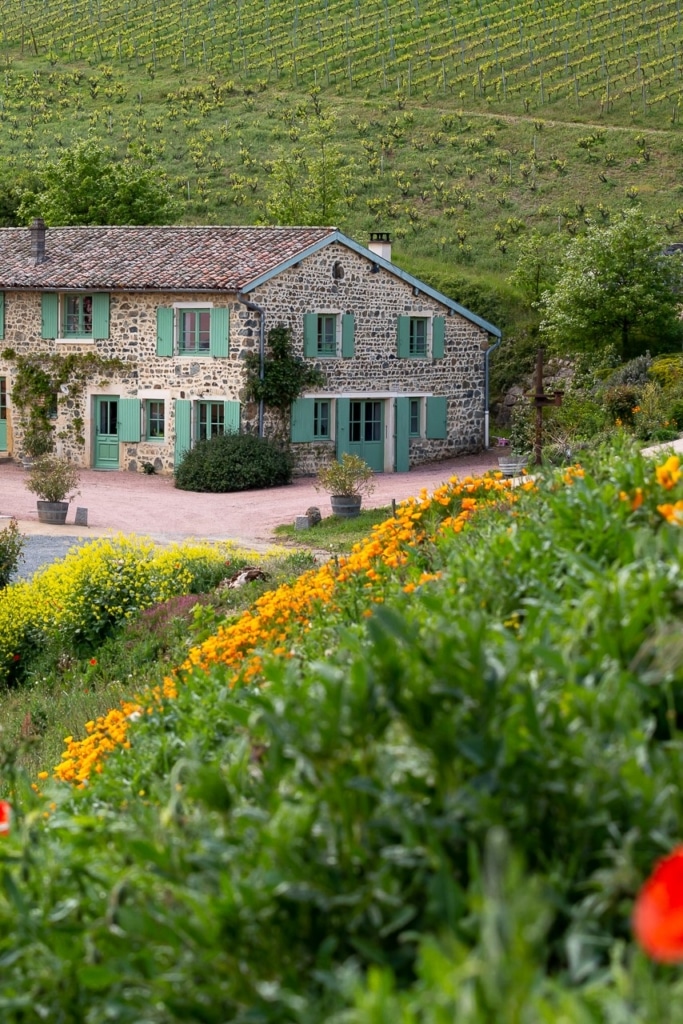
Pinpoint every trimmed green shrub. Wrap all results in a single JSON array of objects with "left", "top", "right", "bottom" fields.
[{"left": 174, "top": 432, "right": 293, "bottom": 492}]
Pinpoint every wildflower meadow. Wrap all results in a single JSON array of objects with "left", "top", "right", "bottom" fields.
[{"left": 2, "top": 445, "right": 683, "bottom": 1021}]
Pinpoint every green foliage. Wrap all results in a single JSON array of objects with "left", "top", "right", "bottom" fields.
[
  {"left": 604, "top": 384, "right": 641, "bottom": 425},
  {"left": 174, "top": 431, "right": 293, "bottom": 492},
  {"left": 263, "top": 92, "right": 356, "bottom": 226},
  {"left": 7, "top": 351, "right": 125, "bottom": 452},
  {"left": 25, "top": 455, "right": 80, "bottom": 503},
  {"left": 540, "top": 210, "right": 683, "bottom": 361},
  {"left": 243, "top": 324, "right": 325, "bottom": 416},
  {"left": 275, "top": 505, "right": 393, "bottom": 553},
  {"left": 316, "top": 452, "right": 376, "bottom": 496},
  {"left": 18, "top": 137, "right": 179, "bottom": 225},
  {"left": 508, "top": 228, "right": 567, "bottom": 305},
  {"left": 0, "top": 519, "right": 24, "bottom": 589},
  {"left": 4, "top": 451, "right": 683, "bottom": 1017}
]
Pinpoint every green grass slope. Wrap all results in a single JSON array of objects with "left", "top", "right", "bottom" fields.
[
  {"left": 2, "top": 447, "right": 683, "bottom": 1020},
  {"left": 1, "top": 0, "right": 682, "bottom": 284}
]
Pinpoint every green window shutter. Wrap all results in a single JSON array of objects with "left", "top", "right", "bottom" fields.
[
  {"left": 157, "top": 307, "right": 174, "bottom": 357},
  {"left": 291, "top": 398, "right": 315, "bottom": 442},
  {"left": 303, "top": 314, "right": 318, "bottom": 357},
  {"left": 395, "top": 397, "right": 410, "bottom": 472},
  {"left": 397, "top": 316, "right": 410, "bottom": 358},
  {"left": 426, "top": 396, "right": 448, "bottom": 439},
  {"left": 92, "top": 293, "right": 110, "bottom": 340},
  {"left": 335, "top": 397, "right": 350, "bottom": 458},
  {"left": 432, "top": 316, "right": 445, "bottom": 359},
  {"left": 341, "top": 313, "right": 355, "bottom": 358},
  {"left": 174, "top": 399, "right": 192, "bottom": 467},
  {"left": 41, "top": 293, "right": 59, "bottom": 339},
  {"left": 118, "top": 398, "right": 141, "bottom": 442},
  {"left": 210, "top": 307, "right": 229, "bottom": 357},
  {"left": 0, "top": 292, "right": 4, "bottom": 341},
  {"left": 224, "top": 400, "right": 240, "bottom": 434}
]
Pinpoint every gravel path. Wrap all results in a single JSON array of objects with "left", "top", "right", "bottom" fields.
[{"left": 12, "top": 536, "right": 88, "bottom": 583}]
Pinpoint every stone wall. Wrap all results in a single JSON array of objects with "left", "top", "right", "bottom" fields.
[{"left": 0, "top": 243, "right": 491, "bottom": 474}]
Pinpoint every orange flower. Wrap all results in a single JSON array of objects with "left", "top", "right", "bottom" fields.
[
  {"left": 0, "top": 800, "right": 10, "bottom": 836},
  {"left": 633, "top": 847, "right": 683, "bottom": 962},
  {"left": 656, "top": 456, "right": 682, "bottom": 491}
]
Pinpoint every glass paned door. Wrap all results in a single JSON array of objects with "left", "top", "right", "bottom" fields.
[
  {"left": 94, "top": 396, "right": 120, "bottom": 469},
  {"left": 348, "top": 400, "right": 385, "bottom": 471},
  {"left": 0, "top": 378, "right": 6, "bottom": 451}
]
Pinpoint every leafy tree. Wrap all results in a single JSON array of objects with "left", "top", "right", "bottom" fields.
[
  {"left": 264, "top": 92, "right": 356, "bottom": 226},
  {"left": 18, "top": 137, "right": 179, "bottom": 226},
  {"left": 509, "top": 230, "right": 567, "bottom": 306},
  {"left": 539, "top": 209, "right": 683, "bottom": 361},
  {"left": 0, "top": 165, "right": 42, "bottom": 226}
]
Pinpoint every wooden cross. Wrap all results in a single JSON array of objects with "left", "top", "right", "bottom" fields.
[{"left": 532, "top": 348, "right": 563, "bottom": 465}]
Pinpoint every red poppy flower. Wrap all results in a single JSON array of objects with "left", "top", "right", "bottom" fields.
[
  {"left": 89, "top": 658, "right": 97, "bottom": 666},
  {"left": 0, "top": 800, "right": 11, "bottom": 836},
  {"left": 12, "top": 654, "right": 20, "bottom": 662},
  {"left": 633, "top": 846, "right": 683, "bottom": 962}
]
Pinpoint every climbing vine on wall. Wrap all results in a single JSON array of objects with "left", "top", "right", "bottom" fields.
[
  {"left": 1, "top": 349, "right": 126, "bottom": 452},
  {"left": 243, "top": 324, "right": 325, "bottom": 434}
]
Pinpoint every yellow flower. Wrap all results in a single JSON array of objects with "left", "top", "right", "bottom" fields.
[{"left": 656, "top": 456, "right": 682, "bottom": 491}]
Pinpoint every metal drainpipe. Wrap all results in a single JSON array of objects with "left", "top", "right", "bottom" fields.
[
  {"left": 238, "top": 295, "right": 266, "bottom": 438},
  {"left": 484, "top": 334, "right": 502, "bottom": 449}
]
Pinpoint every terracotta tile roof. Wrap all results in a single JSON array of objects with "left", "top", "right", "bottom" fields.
[{"left": 0, "top": 225, "right": 335, "bottom": 292}]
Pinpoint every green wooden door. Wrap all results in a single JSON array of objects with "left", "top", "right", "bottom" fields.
[
  {"left": 348, "top": 399, "right": 385, "bottom": 472},
  {"left": 94, "top": 396, "right": 120, "bottom": 469},
  {"left": 0, "top": 378, "right": 6, "bottom": 452}
]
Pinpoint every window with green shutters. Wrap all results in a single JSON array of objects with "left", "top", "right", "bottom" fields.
[
  {"left": 291, "top": 397, "right": 333, "bottom": 442},
  {"left": 40, "top": 293, "right": 109, "bottom": 340},
  {"left": 303, "top": 313, "right": 355, "bottom": 358},
  {"left": 396, "top": 315, "right": 446, "bottom": 359},
  {"left": 156, "top": 307, "right": 229, "bottom": 357}
]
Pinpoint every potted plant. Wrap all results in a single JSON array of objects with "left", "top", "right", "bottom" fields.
[
  {"left": 316, "top": 453, "right": 375, "bottom": 518},
  {"left": 25, "top": 455, "right": 80, "bottom": 525}
]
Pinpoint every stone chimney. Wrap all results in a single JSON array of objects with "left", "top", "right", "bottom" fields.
[
  {"left": 368, "top": 231, "right": 392, "bottom": 263},
  {"left": 30, "top": 217, "right": 47, "bottom": 264}
]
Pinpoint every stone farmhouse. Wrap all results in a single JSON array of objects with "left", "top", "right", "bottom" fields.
[{"left": 0, "top": 221, "right": 501, "bottom": 475}]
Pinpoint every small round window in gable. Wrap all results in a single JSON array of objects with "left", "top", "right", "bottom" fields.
[{"left": 332, "top": 262, "right": 345, "bottom": 280}]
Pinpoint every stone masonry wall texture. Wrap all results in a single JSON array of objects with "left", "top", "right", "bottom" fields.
[{"left": 0, "top": 240, "right": 489, "bottom": 475}]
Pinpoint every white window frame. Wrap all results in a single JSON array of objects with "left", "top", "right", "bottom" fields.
[{"left": 315, "top": 310, "right": 342, "bottom": 357}]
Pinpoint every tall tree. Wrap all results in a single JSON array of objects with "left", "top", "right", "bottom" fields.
[
  {"left": 18, "top": 138, "right": 179, "bottom": 226},
  {"left": 539, "top": 209, "right": 683, "bottom": 361}
]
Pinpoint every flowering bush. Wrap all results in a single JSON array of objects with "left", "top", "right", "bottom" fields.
[{"left": 0, "top": 536, "right": 253, "bottom": 683}]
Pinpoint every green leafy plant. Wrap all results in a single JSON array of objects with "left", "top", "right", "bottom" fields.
[
  {"left": 243, "top": 324, "right": 324, "bottom": 426},
  {"left": 0, "top": 518, "right": 24, "bottom": 589},
  {"left": 315, "top": 452, "right": 375, "bottom": 496},
  {"left": 25, "top": 455, "right": 80, "bottom": 503},
  {"left": 174, "top": 431, "right": 293, "bottom": 492}
]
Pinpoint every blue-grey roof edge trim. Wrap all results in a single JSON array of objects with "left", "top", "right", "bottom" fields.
[{"left": 240, "top": 229, "right": 502, "bottom": 337}]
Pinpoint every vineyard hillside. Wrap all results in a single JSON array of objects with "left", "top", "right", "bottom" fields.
[{"left": 1, "top": 0, "right": 682, "bottom": 284}]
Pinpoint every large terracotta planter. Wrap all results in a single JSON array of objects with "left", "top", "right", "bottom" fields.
[
  {"left": 330, "top": 494, "right": 362, "bottom": 518},
  {"left": 36, "top": 500, "right": 69, "bottom": 525}
]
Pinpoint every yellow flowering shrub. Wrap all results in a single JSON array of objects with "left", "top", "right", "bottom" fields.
[{"left": 0, "top": 535, "right": 250, "bottom": 684}]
